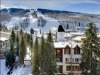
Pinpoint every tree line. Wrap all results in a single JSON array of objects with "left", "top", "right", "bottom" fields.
[
  {"left": 31, "top": 32, "right": 57, "bottom": 75},
  {"left": 5, "top": 29, "right": 57, "bottom": 75}
]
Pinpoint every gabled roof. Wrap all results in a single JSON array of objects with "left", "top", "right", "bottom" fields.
[{"left": 58, "top": 25, "right": 65, "bottom": 32}]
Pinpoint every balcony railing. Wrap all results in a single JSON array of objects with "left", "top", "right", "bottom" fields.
[{"left": 65, "top": 61, "right": 80, "bottom": 64}]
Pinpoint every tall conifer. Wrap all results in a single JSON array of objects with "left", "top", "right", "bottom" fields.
[
  {"left": 46, "top": 32, "right": 57, "bottom": 75},
  {"left": 31, "top": 37, "right": 40, "bottom": 75},
  {"left": 80, "top": 23, "right": 100, "bottom": 75},
  {"left": 19, "top": 31, "right": 27, "bottom": 66}
]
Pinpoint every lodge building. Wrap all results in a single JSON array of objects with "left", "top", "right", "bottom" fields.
[{"left": 54, "top": 25, "right": 82, "bottom": 75}]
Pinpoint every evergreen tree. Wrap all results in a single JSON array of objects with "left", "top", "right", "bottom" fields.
[
  {"left": 66, "top": 24, "right": 69, "bottom": 29},
  {"left": 5, "top": 30, "right": 16, "bottom": 68},
  {"left": 10, "top": 30, "right": 16, "bottom": 44},
  {"left": 39, "top": 36, "right": 48, "bottom": 75},
  {"left": 31, "top": 37, "right": 40, "bottom": 75},
  {"left": 0, "top": 24, "right": 2, "bottom": 31},
  {"left": 30, "top": 34, "right": 33, "bottom": 51},
  {"left": 30, "top": 28, "right": 34, "bottom": 34},
  {"left": 5, "top": 51, "right": 15, "bottom": 68},
  {"left": 10, "top": 30, "right": 16, "bottom": 53},
  {"left": 39, "top": 32, "right": 56, "bottom": 75},
  {"left": 46, "top": 32, "right": 57, "bottom": 75},
  {"left": 80, "top": 23, "right": 100, "bottom": 75},
  {"left": 16, "top": 34, "right": 19, "bottom": 56},
  {"left": 19, "top": 33, "right": 27, "bottom": 66},
  {"left": 25, "top": 33, "right": 30, "bottom": 45},
  {"left": 20, "top": 29, "right": 23, "bottom": 35}
]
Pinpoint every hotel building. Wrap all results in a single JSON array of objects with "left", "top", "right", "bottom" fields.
[{"left": 54, "top": 25, "right": 82, "bottom": 75}]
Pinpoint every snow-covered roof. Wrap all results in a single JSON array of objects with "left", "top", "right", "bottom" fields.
[
  {"left": 65, "top": 33, "right": 73, "bottom": 37},
  {"left": 70, "top": 32, "right": 84, "bottom": 36},
  {"left": 97, "top": 34, "right": 100, "bottom": 37},
  {"left": 54, "top": 41, "right": 81, "bottom": 48},
  {"left": 0, "top": 31, "right": 11, "bottom": 35},
  {"left": 54, "top": 42, "right": 68, "bottom": 48},
  {"left": 73, "top": 36, "right": 85, "bottom": 41},
  {"left": 0, "top": 37, "right": 9, "bottom": 41}
]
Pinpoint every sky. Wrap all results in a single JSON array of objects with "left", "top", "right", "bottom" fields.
[{"left": 1, "top": 0, "right": 100, "bottom": 14}]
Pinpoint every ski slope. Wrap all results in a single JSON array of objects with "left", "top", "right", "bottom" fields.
[{"left": 4, "top": 10, "right": 60, "bottom": 33}]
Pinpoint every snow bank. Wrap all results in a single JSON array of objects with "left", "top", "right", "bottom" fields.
[{"left": 0, "top": 59, "right": 8, "bottom": 75}]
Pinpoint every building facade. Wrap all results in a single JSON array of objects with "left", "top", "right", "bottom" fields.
[
  {"left": 55, "top": 25, "right": 82, "bottom": 75},
  {"left": 54, "top": 42, "right": 82, "bottom": 75},
  {"left": 0, "top": 31, "right": 10, "bottom": 53}
]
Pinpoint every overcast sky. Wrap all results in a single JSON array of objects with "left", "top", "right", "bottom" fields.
[{"left": 1, "top": 0, "right": 100, "bottom": 14}]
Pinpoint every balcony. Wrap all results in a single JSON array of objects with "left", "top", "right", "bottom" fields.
[{"left": 66, "top": 62, "right": 80, "bottom": 64}]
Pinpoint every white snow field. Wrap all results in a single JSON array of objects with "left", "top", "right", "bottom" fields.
[
  {"left": 4, "top": 10, "right": 60, "bottom": 33},
  {"left": 0, "top": 59, "right": 8, "bottom": 75},
  {"left": 0, "top": 59, "right": 31, "bottom": 75}
]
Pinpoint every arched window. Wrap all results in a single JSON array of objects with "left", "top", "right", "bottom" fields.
[{"left": 74, "top": 45, "right": 80, "bottom": 54}]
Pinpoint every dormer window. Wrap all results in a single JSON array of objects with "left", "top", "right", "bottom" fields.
[
  {"left": 65, "top": 49, "right": 71, "bottom": 54},
  {"left": 65, "top": 45, "right": 71, "bottom": 54},
  {"left": 74, "top": 45, "right": 80, "bottom": 54}
]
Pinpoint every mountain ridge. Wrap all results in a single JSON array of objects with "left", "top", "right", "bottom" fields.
[
  {"left": 1, "top": 8, "right": 100, "bottom": 15},
  {"left": 0, "top": 8, "right": 100, "bottom": 33}
]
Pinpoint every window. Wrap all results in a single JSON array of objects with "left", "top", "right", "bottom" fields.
[
  {"left": 2, "top": 43, "right": 4, "bottom": 46},
  {"left": 70, "top": 58, "right": 74, "bottom": 62},
  {"left": 56, "top": 49, "right": 62, "bottom": 54},
  {"left": 75, "top": 58, "right": 79, "bottom": 62},
  {"left": 74, "top": 45, "right": 80, "bottom": 54},
  {"left": 66, "top": 66, "right": 80, "bottom": 71},
  {"left": 65, "top": 49, "right": 71, "bottom": 54},
  {"left": 57, "top": 50, "right": 60, "bottom": 53},
  {"left": 74, "top": 66, "right": 80, "bottom": 71},
  {"left": 57, "top": 66, "right": 62, "bottom": 73},
  {"left": 66, "top": 66, "right": 71, "bottom": 71},
  {"left": 56, "top": 58, "right": 62, "bottom": 62},
  {"left": 66, "top": 58, "right": 69, "bottom": 62}
]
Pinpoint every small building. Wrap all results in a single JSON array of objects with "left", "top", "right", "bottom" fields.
[
  {"left": 0, "top": 32, "right": 10, "bottom": 53},
  {"left": 0, "top": 37, "right": 10, "bottom": 53}
]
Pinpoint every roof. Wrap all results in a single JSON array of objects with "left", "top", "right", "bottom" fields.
[
  {"left": 54, "top": 41, "right": 81, "bottom": 48},
  {"left": 58, "top": 25, "right": 65, "bottom": 32},
  {"left": 73, "top": 36, "right": 87, "bottom": 41},
  {"left": 0, "top": 37, "right": 8, "bottom": 41}
]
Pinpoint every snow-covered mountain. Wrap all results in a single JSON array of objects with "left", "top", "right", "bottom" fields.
[
  {"left": 0, "top": 8, "right": 100, "bottom": 33},
  {"left": 1, "top": 9, "right": 59, "bottom": 33}
]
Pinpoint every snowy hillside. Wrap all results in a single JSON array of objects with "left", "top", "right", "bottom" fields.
[
  {"left": 3, "top": 9, "right": 59, "bottom": 33},
  {"left": 1, "top": 8, "right": 100, "bottom": 33}
]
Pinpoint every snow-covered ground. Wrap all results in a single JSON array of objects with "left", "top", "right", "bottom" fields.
[
  {"left": 4, "top": 10, "right": 59, "bottom": 33},
  {"left": 0, "top": 59, "right": 31, "bottom": 75},
  {"left": 11, "top": 66, "right": 31, "bottom": 75},
  {"left": 0, "top": 59, "right": 8, "bottom": 75}
]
